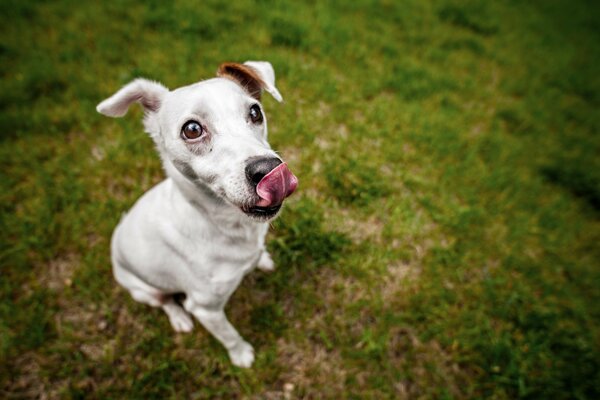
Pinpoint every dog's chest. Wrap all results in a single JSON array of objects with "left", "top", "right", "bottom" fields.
[
  {"left": 175, "top": 219, "right": 264, "bottom": 276},
  {"left": 180, "top": 225, "right": 264, "bottom": 305}
]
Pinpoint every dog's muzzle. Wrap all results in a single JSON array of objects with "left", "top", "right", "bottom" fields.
[{"left": 245, "top": 157, "right": 298, "bottom": 217}]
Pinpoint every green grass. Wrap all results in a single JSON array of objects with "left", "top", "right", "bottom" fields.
[{"left": 1, "top": 0, "right": 599, "bottom": 398}]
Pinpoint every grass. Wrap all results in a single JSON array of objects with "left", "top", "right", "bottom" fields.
[{"left": 1, "top": 0, "right": 599, "bottom": 398}]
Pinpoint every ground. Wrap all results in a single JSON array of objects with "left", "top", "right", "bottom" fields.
[{"left": 1, "top": 0, "right": 599, "bottom": 398}]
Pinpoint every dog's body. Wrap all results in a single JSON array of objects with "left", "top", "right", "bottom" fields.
[{"left": 97, "top": 61, "right": 297, "bottom": 367}]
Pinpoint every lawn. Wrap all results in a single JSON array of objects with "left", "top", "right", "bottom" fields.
[{"left": 1, "top": 0, "right": 599, "bottom": 398}]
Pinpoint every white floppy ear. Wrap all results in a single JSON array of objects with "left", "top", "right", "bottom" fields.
[
  {"left": 243, "top": 61, "right": 283, "bottom": 102},
  {"left": 96, "top": 78, "right": 168, "bottom": 117}
]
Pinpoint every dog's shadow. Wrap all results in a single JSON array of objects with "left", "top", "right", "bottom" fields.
[{"left": 229, "top": 197, "right": 350, "bottom": 346}]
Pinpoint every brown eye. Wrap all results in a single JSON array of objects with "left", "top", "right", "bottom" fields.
[
  {"left": 181, "top": 121, "right": 203, "bottom": 140},
  {"left": 249, "top": 104, "right": 263, "bottom": 124}
]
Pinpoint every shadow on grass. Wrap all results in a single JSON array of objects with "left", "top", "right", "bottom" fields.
[
  {"left": 246, "top": 197, "right": 350, "bottom": 340},
  {"left": 541, "top": 163, "right": 600, "bottom": 212}
]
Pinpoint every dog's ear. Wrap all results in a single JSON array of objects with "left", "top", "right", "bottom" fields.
[
  {"left": 217, "top": 61, "right": 283, "bottom": 102},
  {"left": 243, "top": 61, "right": 283, "bottom": 102},
  {"left": 96, "top": 78, "right": 169, "bottom": 117}
]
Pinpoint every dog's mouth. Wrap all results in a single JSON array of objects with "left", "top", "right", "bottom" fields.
[
  {"left": 242, "top": 204, "right": 282, "bottom": 219},
  {"left": 255, "top": 163, "right": 298, "bottom": 208},
  {"left": 242, "top": 163, "right": 297, "bottom": 220}
]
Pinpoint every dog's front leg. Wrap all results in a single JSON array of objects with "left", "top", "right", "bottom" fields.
[
  {"left": 256, "top": 249, "right": 275, "bottom": 271},
  {"left": 188, "top": 306, "right": 254, "bottom": 367}
]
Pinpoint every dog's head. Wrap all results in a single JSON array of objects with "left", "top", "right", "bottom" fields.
[{"left": 97, "top": 61, "right": 297, "bottom": 221}]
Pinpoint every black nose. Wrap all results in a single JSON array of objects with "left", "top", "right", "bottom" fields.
[{"left": 245, "top": 157, "right": 282, "bottom": 186}]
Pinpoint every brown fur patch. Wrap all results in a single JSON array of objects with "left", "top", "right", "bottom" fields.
[{"left": 217, "top": 62, "right": 265, "bottom": 101}]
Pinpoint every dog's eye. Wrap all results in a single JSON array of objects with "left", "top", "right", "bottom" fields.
[
  {"left": 181, "top": 121, "right": 204, "bottom": 140},
  {"left": 249, "top": 104, "right": 263, "bottom": 124}
]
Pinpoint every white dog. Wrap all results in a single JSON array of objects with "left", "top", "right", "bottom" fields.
[{"left": 97, "top": 61, "right": 297, "bottom": 368}]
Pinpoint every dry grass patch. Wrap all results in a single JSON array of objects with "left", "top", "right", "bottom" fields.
[
  {"left": 336, "top": 210, "right": 384, "bottom": 244},
  {"left": 1, "top": 352, "right": 47, "bottom": 400},
  {"left": 387, "top": 327, "right": 472, "bottom": 399},
  {"left": 381, "top": 260, "right": 422, "bottom": 302},
  {"left": 274, "top": 338, "right": 349, "bottom": 399},
  {"left": 41, "top": 254, "right": 78, "bottom": 291}
]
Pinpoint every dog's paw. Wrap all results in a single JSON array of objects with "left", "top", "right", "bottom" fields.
[
  {"left": 167, "top": 309, "right": 194, "bottom": 333},
  {"left": 257, "top": 251, "right": 275, "bottom": 272},
  {"left": 228, "top": 341, "right": 255, "bottom": 368}
]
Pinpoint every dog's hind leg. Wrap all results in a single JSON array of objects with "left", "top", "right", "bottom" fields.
[
  {"left": 161, "top": 298, "right": 194, "bottom": 332},
  {"left": 113, "top": 260, "right": 194, "bottom": 333}
]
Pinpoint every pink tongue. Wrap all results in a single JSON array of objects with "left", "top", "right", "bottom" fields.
[{"left": 256, "top": 163, "right": 298, "bottom": 207}]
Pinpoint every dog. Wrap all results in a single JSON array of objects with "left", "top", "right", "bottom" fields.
[{"left": 96, "top": 61, "right": 297, "bottom": 367}]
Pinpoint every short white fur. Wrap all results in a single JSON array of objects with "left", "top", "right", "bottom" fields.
[{"left": 97, "top": 61, "right": 287, "bottom": 368}]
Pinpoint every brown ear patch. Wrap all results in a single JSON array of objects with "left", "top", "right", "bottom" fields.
[{"left": 217, "top": 63, "right": 265, "bottom": 101}]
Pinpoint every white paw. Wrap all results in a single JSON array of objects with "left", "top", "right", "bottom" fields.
[
  {"left": 228, "top": 341, "right": 255, "bottom": 368},
  {"left": 168, "top": 310, "right": 194, "bottom": 333},
  {"left": 257, "top": 251, "right": 275, "bottom": 272}
]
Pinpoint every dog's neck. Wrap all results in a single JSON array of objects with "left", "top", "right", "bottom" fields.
[{"left": 162, "top": 158, "right": 257, "bottom": 230}]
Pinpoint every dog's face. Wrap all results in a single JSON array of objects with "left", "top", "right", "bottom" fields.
[{"left": 97, "top": 61, "right": 297, "bottom": 221}]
